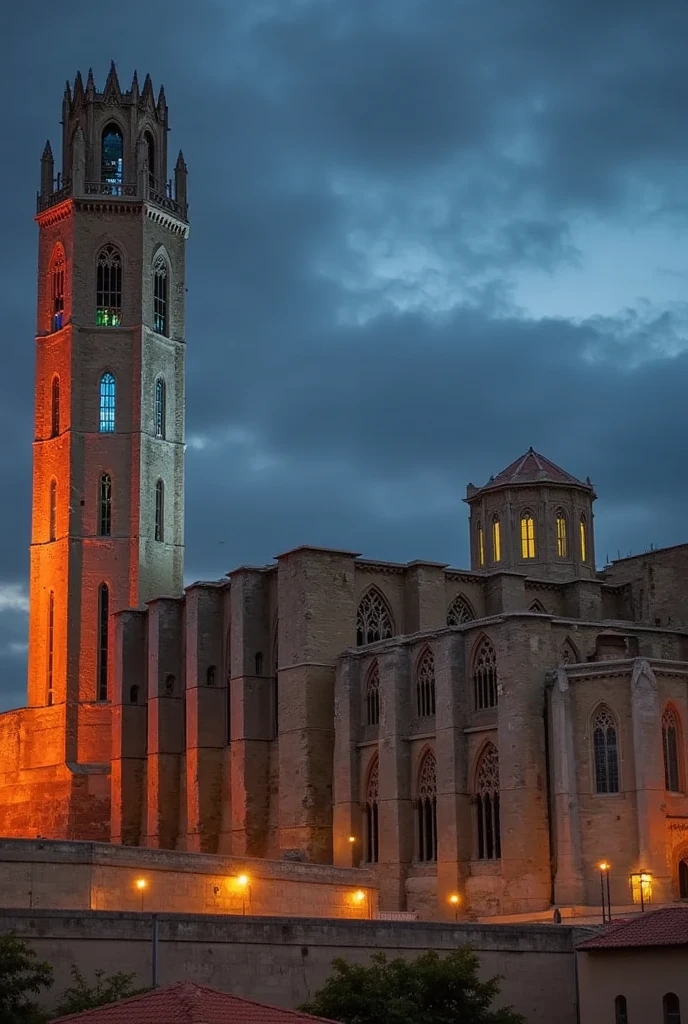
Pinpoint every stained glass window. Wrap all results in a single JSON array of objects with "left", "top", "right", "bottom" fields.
[
  {"left": 477, "top": 522, "right": 485, "bottom": 568},
  {"left": 96, "top": 245, "right": 122, "bottom": 327},
  {"left": 99, "top": 373, "right": 116, "bottom": 432},
  {"left": 98, "top": 473, "right": 112, "bottom": 537},
  {"left": 101, "top": 126, "right": 123, "bottom": 194},
  {"left": 50, "top": 246, "right": 65, "bottom": 332},
  {"left": 153, "top": 255, "right": 168, "bottom": 335},
  {"left": 593, "top": 705, "right": 619, "bottom": 794},
  {"left": 520, "top": 512, "right": 536, "bottom": 559}
]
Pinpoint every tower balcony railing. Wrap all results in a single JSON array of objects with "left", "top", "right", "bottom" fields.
[{"left": 37, "top": 177, "right": 187, "bottom": 219}]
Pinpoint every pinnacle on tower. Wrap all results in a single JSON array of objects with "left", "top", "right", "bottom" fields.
[
  {"left": 175, "top": 150, "right": 187, "bottom": 171},
  {"left": 142, "top": 73, "right": 155, "bottom": 108},
  {"left": 86, "top": 68, "right": 95, "bottom": 95},
  {"left": 103, "top": 60, "right": 121, "bottom": 101},
  {"left": 73, "top": 71, "right": 84, "bottom": 105},
  {"left": 131, "top": 69, "right": 139, "bottom": 100},
  {"left": 63, "top": 79, "right": 72, "bottom": 105},
  {"left": 41, "top": 140, "right": 53, "bottom": 160}
]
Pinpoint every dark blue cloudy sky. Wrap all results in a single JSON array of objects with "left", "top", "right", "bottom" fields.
[{"left": 1, "top": 0, "right": 687, "bottom": 709}]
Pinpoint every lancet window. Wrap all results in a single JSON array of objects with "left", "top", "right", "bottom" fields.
[
  {"left": 50, "top": 246, "right": 65, "bottom": 332},
  {"left": 365, "top": 662, "right": 380, "bottom": 727},
  {"left": 556, "top": 509, "right": 568, "bottom": 558},
  {"left": 520, "top": 511, "right": 536, "bottom": 559},
  {"left": 155, "top": 377, "right": 166, "bottom": 438},
  {"left": 416, "top": 648, "right": 436, "bottom": 718},
  {"left": 580, "top": 514, "right": 588, "bottom": 563},
  {"left": 492, "top": 514, "right": 501, "bottom": 563},
  {"left": 47, "top": 591, "right": 55, "bottom": 707},
  {"left": 477, "top": 521, "right": 485, "bottom": 568},
  {"left": 101, "top": 126, "right": 123, "bottom": 193},
  {"left": 49, "top": 480, "right": 57, "bottom": 542},
  {"left": 97, "top": 583, "right": 110, "bottom": 701},
  {"left": 154, "top": 479, "right": 164, "bottom": 542},
  {"left": 364, "top": 756, "right": 379, "bottom": 864},
  {"left": 476, "top": 742, "right": 500, "bottom": 860},
  {"left": 663, "top": 707, "right": 681, "bottom": 793},
  {"left": 153, "top": 254, "right": 168, "bottom": 336},
  {"left": 99, "top": 373, "right": 116, "bottom": 432},
  {"left": 447, "top": 594, "right": 475, "bottom": 626},
  {"left": 593, "top": 704, "right": 619, "bottom": 794},
  {"left": 472, "top": 636, "right": 497, "bottom": 710},
  {"left": 416, "top": 751, "right": 437, "bottom": 863},
  {"left": 96, "top": 245, "right": 122, "bottom": 327},
  {"left": 356, "top": 589, "right": 393, "bottom": 646},
  {"left": 98, "top": 473, "right": 112, "bottom": 537},
  {"left": 51, "top": 376, "right": 60, "bottom": 437}
]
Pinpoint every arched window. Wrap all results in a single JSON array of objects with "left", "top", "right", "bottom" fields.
[
  {"left": 47, "top": 591, "right": 55, "bottom": 707},
  {"left": 663, "top": 707, "right": 681, "bottom": 793},
  {"left": 476, "top": 521, "right": 485, "bottom": 568},
  {"left": 447, "top": 594, "right": 475, "bottom": 626},
  {"left": 593, "top": 704, "right": 619, "bottom": 794},
  {"left": 153, "top": 254, "right": 168, "bottom": 336},
  {"left": 365, "top": 662, "right": 380, "bottom": 727},
  {"left": 364, "top": 756, "right": 379, "bottom": 864},
  {"left": 101, "top": 125, "right": 123, "bottom": 193},
  {"left": 472, "top": 636, "right": 497, "bottom": 710},
  {"left": 417, "top": 751, "right": 437, "bottom": 862},
  {"left": 99, "top": 372, "right": 116, "bottom": 432},
  {"left": 96, "top": 245, "right": 122, "bottom": 327},
  {"left": 491, "top": 515, "right": 501, "bottom": 563},
  {"left": 50, "top": 246, "right": 65, "bottom": 331},
  {"left": 154, "top": 479, "right": 164, "bottom": 541},
  {"left": 562, "top": 637, "right": 579, "bottom": 664},
  {"left": 50, "top": 376, "right": 60, "bottom": 437},
  {"left": 556, "top": 509, "right": 568, "bottom": 558},
  {"left": 145, "top": 131, "right": 156, "bottom": 188},
  {"left": 416, "top": 648, "right": 436, "bottom": 718},
  {"left": 529, "top": 600, "right": 546, "bottom": 614},
  {"left": 520, "top": 512, "right": 536, "bottom": 559},
  {"left": 580, "top": 514, "right": 588, "bottom": 563},
  {"left": 49, "top": 480, "right": 57, "bottom": 542},
  {"left": 679, "top": 858, "right": 688, "bottom": 899},
  {"left": 155, "top": 377, "right": 166, "bottom": 438},
  {"left": 97, "top": 583, "right": 109, "bottom": 701},
  {"left": 98, "top": 473, "right": 112, "bottom": 537},
  {"left": 476, "top": 742, "right": 501, "bottom": 860},
  {"left": 663, "top": 993, "right": 681, "bottom": 1024},
  {"left": 356, "top": 589, "right": 393, "bottom": 646},
  {"left": 614, "top": 995, "right": 628, "bottom": 1024}
]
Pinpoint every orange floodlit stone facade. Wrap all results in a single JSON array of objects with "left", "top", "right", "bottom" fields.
[{"left": 3, "top": 67, "right": 688, "bottom": 923}]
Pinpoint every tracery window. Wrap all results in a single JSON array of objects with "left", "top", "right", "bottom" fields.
[
  {"left": 99, "top": 373, "right": 116, "bottom": 432},
  {"left": 96, "top": 245, "right": 122, "bottom": 327},
  {"left": 663, "top": 993, "right": 681, "bottom": 1024},
  {"left": 477, "top": 521, "right": 485, "bottom": 568},
  {"left": 98, "top": 473, "right": 112, "bottom": 537},
  {"left": 154, "top": 479, "right": 164, "bottom": 542},
  {"left": 155, "top": 377, "right": 166, "bottom": 438},
  {"left": 472, "top": 636, "right": 497, "bottom": 710},
  {"left": 356, "top": 589, "right": 393, "bottom": 646},
  {"left": 416, "top": 648, "right": 436, "bottom": 718},
  {"left": 520, "top": 512, "right": 536, "bottom": 559},
  {"left": 365, "top": 661, "right": 380, "bottom": 727},
  {"left": 47, "top": 591, "right": 55, "bottom": 707},
  {"left": 614, "top": 995, "right": 628, "bottom": 1024},
  {"left": 101, "top": 125, "right": 123, "bottom": 193},
  {"left": 416, "top": 751, "right": 437, "bottom": 862},
  {"left": 476, "top": 742, "right": 501, "bottom": 860},
  {"left": 492, "top": 514, "right": 501, "bottom": 563},
  {"left": 447, "top": 594, "right": 475, "bottom": 626},
  {"left": 49, "top": 480, "right": 57, "bottom": 542},
  {"left": 51, "top": 376, "right": 60, "bottom": 437},
  {"left": 364, "top": 756, "right": 379, "bottom": 864},
  {"left": 153, "top": 254, "right": 168, "bottom": 336},
  {"left": 663, "top": 707, "right": 681, "bottom": 793},
  {"left": 562, "top": 638, "right": 579, "bottom": 664},
  {"left": 580, "top": 514, "right": 588, "bottom": 563},
  {"left": 556, "top": 509, "right": 568, "bottom": 558},
  {"left": 97, "top": 583, "right": 109, "bottom": 701},
  {"left": 593, "top": 704, "right": 619, "bottom": 794},
  {"left": 50, "top": 246, "right": 65, "bottom": 331}
]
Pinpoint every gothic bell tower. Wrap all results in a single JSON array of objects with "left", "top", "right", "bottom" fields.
[{"left": 29, "top": 64, "right": 188, "bottom": 774}]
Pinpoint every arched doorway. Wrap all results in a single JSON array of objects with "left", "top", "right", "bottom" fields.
[{"left": 679, "top": 858, "right": 688, "bottom": 899}]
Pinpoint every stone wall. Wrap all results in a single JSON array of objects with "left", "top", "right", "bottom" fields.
[
  {"left": 0, "top": 840, "right": 376, "bottom": 921},
  {"left": 0, "top": 907, "right": 590, "bottom": 1024}
]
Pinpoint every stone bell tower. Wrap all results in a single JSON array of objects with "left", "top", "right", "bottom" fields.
[{"left": 29, "top": 64, "right": 188, "bottom": 787}]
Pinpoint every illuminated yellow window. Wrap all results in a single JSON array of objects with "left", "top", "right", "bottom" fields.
[
  {"left": 556, "top": 511, "right": 567, "bottom": 558},
  {"left": 580, "top": 515, "right": 587, "bottom": 562},
  {"left": 477, "top": 523, "right": 485, "bottom": 568},
  {"left": 520, "top": 513, "right": 535, "bottom": 559},
  {"left": 492, "top": 515, "right": 501, "bottom": 562}
]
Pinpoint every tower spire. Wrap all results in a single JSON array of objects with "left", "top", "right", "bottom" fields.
[
  {"left": 141, "top": 73, "right": 155, "bottom": 108},
  {"left": 103, "top": 60, "right": 122, "bottom": 102},
  {"left": 86, "top": 67, "right": 95, "bottom": 99}
]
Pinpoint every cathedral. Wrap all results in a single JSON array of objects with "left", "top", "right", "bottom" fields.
[{"left": 1, "top": 65, "right": 688, "bottom": 921}]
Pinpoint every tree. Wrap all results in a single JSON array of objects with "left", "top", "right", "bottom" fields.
[
  {"left": 51, "top": 966, "right": 147, "bottom": 1018},
  {"left": 0, "top": 934, "right": 53, "bottom": 1024},
  {"left": 299, "top": 948, "right": 526, "bottom": 1024}
]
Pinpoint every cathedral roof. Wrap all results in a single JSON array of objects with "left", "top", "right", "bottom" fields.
[{"left": 467, "top": 447, "right": 594, "bottom": 497}]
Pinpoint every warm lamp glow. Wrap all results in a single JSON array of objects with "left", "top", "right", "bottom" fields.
[
  {"left": 135, "top": 878, "right": 147, "bottom": 890},
  {"left": 353, "top": 889, "right": 366, "bottom": 903},
  {"left": 599, "top": 861, "right": 609, "bottom": 872},
  {"left": 449, "top": 894, "right": 460, "bottom": 905},
  {"left": 348, "top": 836, "right": 356, "bottom": 844},
  {"left": 236, "top": 874, "right": 249, "bottom": 887}
]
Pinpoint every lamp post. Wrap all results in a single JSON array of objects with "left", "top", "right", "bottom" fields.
[
  {"left": 630, "top": 871, "right": 652, "bottom": 912},
  {"left": 135, "top": 877, "right": 147, "bottom": 913},
  {"left": 236, "top": 874, "right": 250, "bottom": 916},
  {"left": 449, "top": 894, "right": 460, "bottom": 923},
  {"left": 599, "top": 863, "right": 610, "bottom": 924}
]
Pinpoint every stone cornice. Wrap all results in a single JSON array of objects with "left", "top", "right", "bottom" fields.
[
  {"left": 145, "top": 203, "right": 190, "bottom": 238},
  {"left": 35, "top": 199, "right": 72, "bottom": 227},
  {"left": 545, "top": 658, "right": 688, "bottom": 685}
]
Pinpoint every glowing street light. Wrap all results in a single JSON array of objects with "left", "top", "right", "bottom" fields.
[
  {"left": 449, "top": 894, "right": 460, "bottom": 922},
  {"left": 348, "top": 836, "right": 356, "bottom": 844},
  {"left": 234, "top": 874, "right": 250, "bottom": 915},
  {"left": 599, "top": 862, "right": 611, "bottom": 924},
  {"left": 135, "top": 877, "right": 147, "bottom": 912}
]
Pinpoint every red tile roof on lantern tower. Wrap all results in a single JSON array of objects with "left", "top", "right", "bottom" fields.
[
  {"left": 52, "top": 981, "right": 339, "bottom": 1024},
  {"left": 467, "top": 447, "right": 595, "bottom": 497}
]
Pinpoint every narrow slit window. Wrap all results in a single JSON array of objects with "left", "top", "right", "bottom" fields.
[
  {"left": 492, "top": 515, "right": 501, "bottom": 563},
  {"left": 154, "top": 479, "right": 164, "bottom": 541},
  {"left": 47, "top": 591, "right": 55, "bottom": 707},
  {"left": 51, "top": 376, "right": 60, "bottom": 437},
  {"left": 155, "top": 378, "right": 166, "bottom": 438},
  {"left": 49, "top": 480, "right": 57, "bottom": 541},
  {"left": 580, "top": 514, "right": 588, "bottom": 563},
  {"left": 477, "top": 522, "right": 485, "bottom": 568},
  {"left": 98, "top": 473, "right": 112, "bottom": 537},
  {"left": 99, "top": 373, "right": 116, "bottom": 433},
  {"left": 96, "top": 245, "right": 122, "bottom": 327},
  {"left": 153, "top": 255, "right": 168, "bottom": 336},
  {"left": 50, "top": 247, "right": 65, "bottom": 332},
  {"left": 97, "top": 583, "right": 109, "bottom": 701},
  {"left": 556, "top": 510, "right": 568, "bottom": 558},
  {"left": 365, "top": 758, "right": 379, "bottom": 864}
]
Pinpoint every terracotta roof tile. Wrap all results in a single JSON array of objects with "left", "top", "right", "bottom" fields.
[
  {"left": 577, "top": 906, "right": 688, "bottom": 950},
  {"left": 476, "top": 448, "right": 591, "bottom": 492},
  {"left": 53, "top": 981, "right": 338, "bottom": 1024}
]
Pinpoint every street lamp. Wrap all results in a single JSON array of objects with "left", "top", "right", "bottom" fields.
[
  {"left": 449, "top": 894, "right": 460, "bottom": 922},
  {"left": 135, "top": 877, "right": 147, "bottom": 913},
  {"left": 599, "top": 862, "right": 611, "bottom": 924},
  {"left": 235, "top": 874, "right": 250, "bottom": 915}
]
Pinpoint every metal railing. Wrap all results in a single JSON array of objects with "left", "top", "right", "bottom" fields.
[{"left": 37, "top": 177, "right": 186, "bottom": 219}]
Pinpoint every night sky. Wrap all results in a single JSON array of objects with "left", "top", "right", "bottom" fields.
[{"left": 1, "top": 0, "right": 687, "bottom": 709}]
